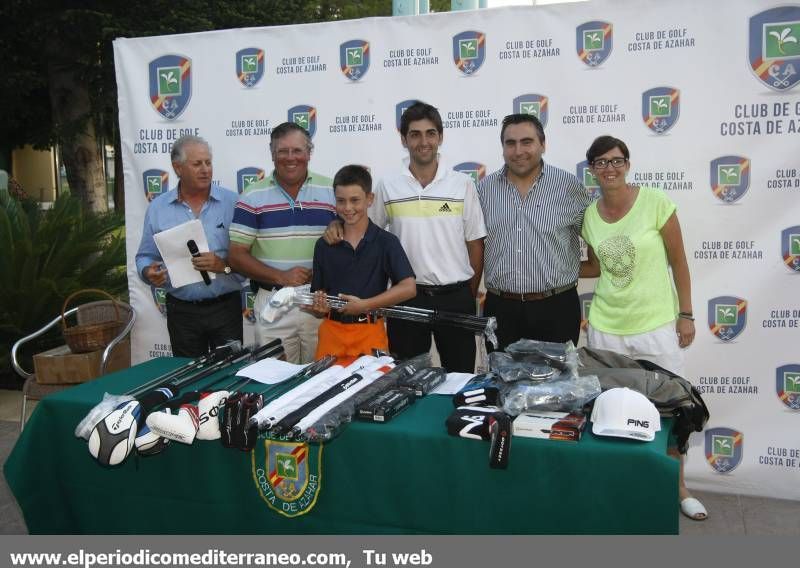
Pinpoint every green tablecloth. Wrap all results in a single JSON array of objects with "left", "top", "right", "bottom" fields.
[{"left": 4, "top": 358, "right": 678, "bottom": 534}]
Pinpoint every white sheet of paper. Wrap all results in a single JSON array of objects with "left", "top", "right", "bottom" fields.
[
  {"left": 235, "top": 358, "right": 307, "bottom": 385},
  {"left": 431, "top": 372, "right": 476, "bottom": 395},
  {"left": 153, "top": 219, "right": 214, "bottom": 289}
]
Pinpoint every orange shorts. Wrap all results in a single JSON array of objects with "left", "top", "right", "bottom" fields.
[{"left": 314, "top": 318, "right": 389, "bottom": 360}]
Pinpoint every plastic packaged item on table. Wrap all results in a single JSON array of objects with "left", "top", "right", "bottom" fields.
[
  {"left": 453, "top": 373, "right": 503, "bottom": 407},
  {"left": 398, "top": 367, "right": 447, "bottom": 398},
  {"left": 500, "top": 373, "right": 602, "bottom": 416},
  {"left": 356, "top": 388, "right": 415, "bottom": 423},
  {"left": 505, "top": 339, "right": 579, "bottom": 375},
  {"left": 75, "top": 393, "right": 136, "bottom": 440},
  {"left": 488, "top": 352, "right": 556, "bottom": 383},
  {"left": 347, "top": 354, "right": 432, "bottom": 410},
  {"left": 300, "top": 354, "right": 431, "bottom": 442}
]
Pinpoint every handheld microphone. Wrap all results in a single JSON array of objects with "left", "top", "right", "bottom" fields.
[{"left": 187, "top": 239, "right": 212, "bottom": 285}]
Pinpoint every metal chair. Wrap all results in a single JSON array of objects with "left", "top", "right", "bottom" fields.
[{"left": 11, "top": 300, "right": 136, "bottom": 431}]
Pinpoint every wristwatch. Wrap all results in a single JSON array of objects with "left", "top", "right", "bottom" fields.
[{"left": 223, "top": 265, "right": 232, "bottom": 275}]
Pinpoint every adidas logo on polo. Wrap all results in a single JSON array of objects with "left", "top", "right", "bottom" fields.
[{"left": 438, "top": 203, "right": 452, "bottom": 213}]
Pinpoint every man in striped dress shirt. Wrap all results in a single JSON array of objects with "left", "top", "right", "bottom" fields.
[
  {"left": 228, "top": 123, "right": 337, "bottom": 363},
  {"left": 477, "top": 114, "right": 590, "bottom": 350}
]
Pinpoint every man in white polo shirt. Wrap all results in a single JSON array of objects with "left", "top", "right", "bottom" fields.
[{"left": 329, "top": 101, "right": 486, "bottom": 371}]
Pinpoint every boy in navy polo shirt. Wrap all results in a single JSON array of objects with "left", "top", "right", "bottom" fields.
[{"left": 310, "top": 165, "right": 416, "bottom": 360}]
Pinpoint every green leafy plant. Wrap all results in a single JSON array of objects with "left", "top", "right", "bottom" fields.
[{"left": 0, "top": 192, "right": 126, "bottom": 385}]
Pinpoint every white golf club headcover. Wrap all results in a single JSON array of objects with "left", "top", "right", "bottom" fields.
[
  {"left": 145, "top": 404, "right": 199, "bottom": 444},
  {"left": 269, "top": 286, "right": 297, "bottom": 308},
  {"left": 260, "top": 286, "right": 294, "bottom": 324},
  {"left": 135, "top": 408, "right": 172, "bottom": 454},
  {"left": 196, "top": 391, "right": 229, "bottom": 441}
]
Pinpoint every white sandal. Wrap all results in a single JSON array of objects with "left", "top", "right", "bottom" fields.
[{"left": 680, "top": 497, "right": 708, "bottom": 521}]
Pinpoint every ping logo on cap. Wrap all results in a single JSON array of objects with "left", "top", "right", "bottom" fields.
[{"left": 591, "top": 387, "right": 661, "bottom": 442}]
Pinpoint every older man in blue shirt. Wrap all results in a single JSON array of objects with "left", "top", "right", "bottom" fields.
[{"left": 135, "top": 135, "right": 243, "bottom": 357}]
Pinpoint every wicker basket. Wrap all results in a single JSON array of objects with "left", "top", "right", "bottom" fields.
[{"left": 62, "top": 289, "right": 125, "bottom": 354}]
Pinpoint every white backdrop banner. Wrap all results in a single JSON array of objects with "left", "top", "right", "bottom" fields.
[{"left": 115, "top": 0, "right": 800, "bottom": 501}]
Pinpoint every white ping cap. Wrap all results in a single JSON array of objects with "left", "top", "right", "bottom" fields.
[{"left": 590, "top": 387, "right": 661, "bottom": 442}]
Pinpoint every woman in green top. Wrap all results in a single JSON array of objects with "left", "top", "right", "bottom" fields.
[{"left": 580, "top": 135, "right": 706, "bottom": 521}]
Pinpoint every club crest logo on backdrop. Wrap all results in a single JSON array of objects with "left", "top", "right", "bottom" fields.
[
  {"left": 512, "top": 94, "right": 549, "bottom": 127},
  {"left": 252, "top": 439, "right": 322, "bottom": 518},
  {"left": 241, "top": 289, "right": 256, "bottom": 325},
  {"left": 236, "top": 167, "right": 266, "bottom": 194},
  {"left": 749, "top": 7, "right": 800, "bottom": 91},
  {"left": 579, "top": 292, "right": 594, "bottom": 331},
  {"left": 149, "top": 55, "right": 192, "bottom": 119},
  {"left": 150, "top": 286, "right": 168, "bottom": 317},
  {"left": 708, "top": 296, "right": 747, "bottom": 341},
  {"left": 705, "top": 427, "right": 743, "bottom": 473},
  {"left": 452, "top": 31, "right": 486, "bottom": 75},
  {"left": 340, "top": 40, "right": 370, "bottom": 81},
  {"left": 641, "top": 87, "right": 680, "bottom": 134},
  {"left": 776, "top": 364, "right": 800, "bottom": 410},
  {"left": 781, "top": 225, "right": 800, "bottom": 272},
  {"left": 142, "top": 169, "right": 169, "bottom": 201},
  {"left": 236, "top": 48, "right": 265, "bottom": 88},
  {"left": 576, "top": 21, "right": 613, "bottom": 67},
  {"left": 287, "top": 105, "right": 317, "bottom": 138},
  {"left": 576, "top": 160, "right": 601, "bottom": 200},
  {"left": 710, "top": 156, "right": 751, "bottom": 203},
  {"left": 395, "top": 99, "right": 419, "bottom": 131},
  {"left": 453, "top": 162, "right": 486, "bottom": 184}
]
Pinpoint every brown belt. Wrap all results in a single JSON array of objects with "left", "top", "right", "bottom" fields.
[{"left": 487, "top": 282, "right": 577, "bottom": 302}]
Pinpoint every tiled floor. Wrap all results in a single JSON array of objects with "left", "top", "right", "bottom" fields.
[{"left": 0, "top": 388, "right": 797, "bottom": 535}]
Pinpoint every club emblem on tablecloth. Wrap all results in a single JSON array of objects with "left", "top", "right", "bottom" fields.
[{"left": 252, "top": 439, "right": 323, "bottom": 517}]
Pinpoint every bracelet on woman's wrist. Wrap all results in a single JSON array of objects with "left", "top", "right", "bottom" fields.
[{"left": 678, "top": 311, "right": 694, "bottom": 321}]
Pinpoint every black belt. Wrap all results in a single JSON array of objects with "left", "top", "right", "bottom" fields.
[
  {"left": 487, "top": 282, "right": 577, "bottom": 302},
  {"left": 416, "top": 280, "right": 471, "bottom": 297},
  {"left": 328, "top": 311, "right": 382, "bottom": 324},
  {"left": 250, "top": 281, "right": 282, "bottom": 294},
  {"left": 166, "top": 291, "right": 239, "bottom": 307}
]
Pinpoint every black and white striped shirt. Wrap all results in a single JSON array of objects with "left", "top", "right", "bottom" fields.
[{"left": 477, "top": 163, "right": 590, "bottom": 293}]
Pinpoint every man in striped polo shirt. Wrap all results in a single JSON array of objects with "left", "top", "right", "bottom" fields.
[
  {"left": 228, "top": 122, "right": 337, "bottom": 363},
  {"left": 477, "top": 114, "right": 590, "bottom": 351}
]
